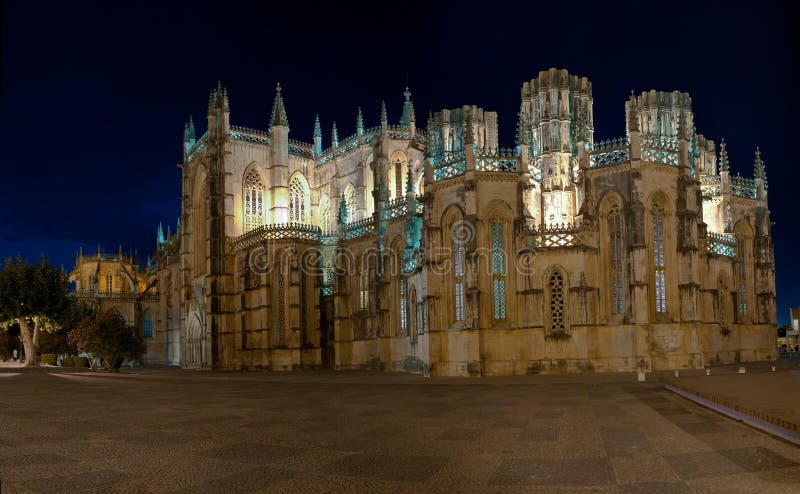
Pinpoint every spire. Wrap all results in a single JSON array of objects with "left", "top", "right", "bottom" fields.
[
  {"left": 166, "top": 224, "right": 171, "bottom": 238},
  {"left": 754, "top": 146, "right": 766, "bottom": 179},
  {"left": 719, "top": 138, "right": 729, "bottom": 172},
  {"left": 313, "top": 114, "right": 321, "bottom": 138},
  {"left": 356, "top": 107, "right": 364, "bottom": 134},
  {"left": 427, "top": 110, "right": 434, "bottom": 131},
  {"left": 313, "top": 114, "right": 322, "bottom": 157},
  {"left": 157, "top": 223, "right": 165, "bottom": 245},
  {"left": 176, "top": 217, "right": 181, "bottom": 235},
  {"left": 332, "top": 122, "right": 339, "bottom": 148},
  {"left": 183, "top": 115, "right": 196, "bottom": 144},
  {"left": 400, "top": 86, "right": 413, "bottom": 126},
  {"left": 380, "top": 101, "right": 388, "bottom": 129},
  {"left": 270, "top": 83, "right": 289, "bottom": 128},
  {"left": 409, "top": 100, "right": 416, "bottom": 123}
]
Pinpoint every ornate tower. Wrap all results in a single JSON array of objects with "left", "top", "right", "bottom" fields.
[
  {"left": 269, "top": 83, "right": 290, "bottom": 224},
  {"left": 520, "top": 68, "right": 593, "bottom": 226}
]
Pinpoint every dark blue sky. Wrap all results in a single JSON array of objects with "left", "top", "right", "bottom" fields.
[{"left": 1, "top": 1, "right": 797, "bottom": 323}]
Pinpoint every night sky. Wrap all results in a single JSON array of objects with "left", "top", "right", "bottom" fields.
[{"left": 1, "top": 1, "right": 797, "bottom": 323}]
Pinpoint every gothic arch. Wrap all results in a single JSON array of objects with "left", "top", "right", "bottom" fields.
[
  {"left": 485, "top": 199, "right": 513, "bottom": 322},
  {"left": 318, "top": 193, "right": 332, "bottom": 232},
  {"left": 648, "top": 190, "right": 672, "bottom": 318},
  {"left": 390, "top": 150, "right": 408, "bottom": 199},
  {"left": 441, "top": 205, "right": 466, "bottom": 327},
  {"left": 342, "top": 183, "right": 357, "bottom": 224},
  {"left": 185, "top": 312, "right": 204, "bottom": 368},
  {"left": 599, "top": 191, "right": 626, "bottom": 319},
  {"left": 288, "top": 171, "right": 311, "bottom": 224},
  {"left": 243, "top": 164, "right": 266, "bottom": 231}
]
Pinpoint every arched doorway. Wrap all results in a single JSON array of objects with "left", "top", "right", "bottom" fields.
[{"left": 185, "top": 313, "right": 204, "bottom": 369}]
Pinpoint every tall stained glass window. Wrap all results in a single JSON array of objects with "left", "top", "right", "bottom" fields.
[
  {"left": 653, "top": 206, "right": 666, "bottom": 313},
  {"left": 244, "top": 169, "right": 264, "bottom": 231},
  {"left": 395, "top": 160, "right": 403, "bottom": 199},
  {"left": 399, "top": 278, "right": 408, "bottom": 333},
  {"left": 289, "top": 175, "right": 307, "bottom": 223},
  {"left": 609, "top": 203, "right": 624, "bottom": 314},
  {"left": 454, "top": 233, "right": 465, "bottom": 321},
  {"left": 491, "top": 222, "right": 506, "bottom": 320}
]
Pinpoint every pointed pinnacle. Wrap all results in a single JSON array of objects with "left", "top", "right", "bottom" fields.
[{"left": 313, "top": 114, "right": 322, "bottom": 138}]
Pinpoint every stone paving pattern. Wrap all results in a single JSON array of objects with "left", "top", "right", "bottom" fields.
[
  {"left": 0, "top": 368, "right": 799, "bottom": 493},
  {"left": 669, "top": 370, "right": 800, "bottom": 431}
]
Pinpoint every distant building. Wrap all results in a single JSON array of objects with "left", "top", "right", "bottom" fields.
[
  {"left": 68, "top": 246, "right": 164, "bottom": 364},
  {"left": 77, "top": 68, "right": 778, "bottom": 374}
]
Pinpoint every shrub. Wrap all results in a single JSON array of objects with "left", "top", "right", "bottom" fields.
[{"left": 39, "top": 353, "right": 56, "bottom": 365}]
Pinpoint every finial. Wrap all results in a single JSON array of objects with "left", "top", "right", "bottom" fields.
[
  {"left": 157, "top": 222, "right": 165, "bottom": 245},
  {"left": 270, "top": 82, "right": 289, "bottom": 128},
  {"left": 400, "top": 87, "right": 413, "bottom": 126},
  {"left": 719, "top": 138, "right": 729, "bottom": 172},
  {"left": 380, "top": 101, "right": 388, "bottom": 127},
  {"left": 427, "top": 110, "right": 434, "bottom": 130},
  {"left": 332, "top": 122, "right": 339, "bottom": 147},
  {"left": 184, "top": 115, "right": 196, "bottom": 144},
  {"left": 313, "top": 114, "right": 322, "bottom": 138},
  {"left": 339, "top": 193, "right": 348, "bottom": 225},
  {"left": 754, "top": 146, "right": 766, "bottom": 179},
  {"left": 356, "top": 107, "right": 364, "bottom": 134},
  {"left": 409, "top": 100, "right": 416, "bottom": 123},
  {"left": 176, "top": 217, "right": 181, "bottom": 234}
]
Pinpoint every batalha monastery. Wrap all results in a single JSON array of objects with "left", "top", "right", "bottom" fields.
[{"left": 69, "top": 68, "right": 777, "bottom": 376}]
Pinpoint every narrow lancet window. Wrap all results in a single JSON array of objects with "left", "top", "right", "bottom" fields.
[
  {"left": 244, "top": 169, "right": 264, "bottom": 232},
  {"left": 454, "top": 234, "right": 465, "bottom": 322},
  {"left": 609, "top": 203, "right": 624, "bottom": 314},
  {"left": 737, "top": 237, "right": 748, "bottom": 318},
  {"left": 289, "top": 175, "right": 307, "bottom": 223},
  {"left": 653, "top": 206, "right": 666, "bottom": 313},
  {"left": 399, "top": 278, "right": 408, "bottom": 333},
  {"left": 491, "top": 222, "right": 506, "bottom": 320}
]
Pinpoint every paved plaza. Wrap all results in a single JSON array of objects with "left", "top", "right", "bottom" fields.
[{"left": 1, "top": 368, "right": 799, "bottom": 493}]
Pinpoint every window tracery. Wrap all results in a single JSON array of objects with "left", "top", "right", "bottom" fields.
[{"left": 244, "top": 169, "right": 264, "bottom": 231}]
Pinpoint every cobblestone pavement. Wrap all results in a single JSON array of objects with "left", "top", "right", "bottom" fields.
[{"left": 1, "top": 368, "right": 799, "bottom": 493}]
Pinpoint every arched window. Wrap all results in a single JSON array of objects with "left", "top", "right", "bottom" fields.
[
  {"left": 359, "top": 262, "right": 369, "bottom": 310},
  {"left": 548, "top": 271, "right": 566, "bottom": 333},
  {"left": 454, "top": 231, "right": 465, "bottom": 322},
  {"left": 143, "top": 310, "right": 153, "bottom": 338},
  {"left": 399, "top": 277, "right": 408, "bottom": 334},
  {"left": 319, "top": 195, "right": 331, "bottom": 232},
  {"left": 244, "top": 169, "right": 264, "bottom": 232},
  {"left": 289, "top": 174, "right": 309, "bottom": 223},
  {"left": 609, "top": 203, "right": 624, "bottom": 314},
  {"left": 106, "top": 273, "right": 113, "bottom": 293},
  {"left": 395, "top": 159, "right": 403, "bottom": 198},
  {"left": 409, "top": 286, "right": 418, "bottom": 339},
  {"left": 344, "top": 184, "right": 356, "bottom": 224},
  {"left": 491, "top": 222, "right": 506, "bottom": 320},
  {"left": 653, "top": 205, "right": 666, "bottom": 313}
]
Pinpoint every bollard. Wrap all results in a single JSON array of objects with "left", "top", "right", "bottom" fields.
[
  {"left": 706, "top": 369, "right": 711, "bottom": 376},
  {"left": 637, "top": 371, "right": 646, "bottom": 382},
  {"left": 674, "top": 370, "right": 679, "bottom": 378},
  {"left": 738, "top": 367, "right": 746, "bottom": 374}
]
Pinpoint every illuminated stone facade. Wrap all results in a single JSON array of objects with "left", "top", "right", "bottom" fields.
[
  {"left": 142, "top": 68, "right": 776, "bottom": 375},
  {"left": 67, "top": 246, "right": 166, "bottom": 364}
]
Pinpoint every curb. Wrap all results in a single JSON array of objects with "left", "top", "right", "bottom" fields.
[{"left": 665, "top": 383, "right": 800, "bottom": 446}]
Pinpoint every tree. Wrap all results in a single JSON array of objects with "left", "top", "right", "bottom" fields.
[
  {"left": 68, "top": 311, "right": 145, "bottom": 372},
  {"left": 0, "top": 256, "right": 73, "bottom": 366}
]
